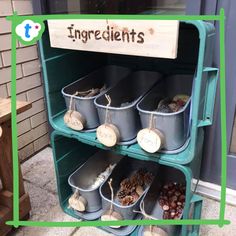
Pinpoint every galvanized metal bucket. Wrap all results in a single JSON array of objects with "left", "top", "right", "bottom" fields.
[
  {"left": 95, "top": 71, "right": 162, "bottom": 143},
  {"left": 62, "top": 65, "right": 131, "bottom": 130},
  {"left": 140, "top": 165, "right": 186, "bottom": 236},
  {"left": 137, "top": 74, "right": 193, "bottom": 151},
  {"left": 68, "top": 150, "right": 123, "bottom": 213},
  {"left": 100, "top": 157, "right": 159, "bottom": 220}
]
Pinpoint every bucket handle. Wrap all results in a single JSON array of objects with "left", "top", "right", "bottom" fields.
[{"left": 198, "top": 67, "right": 219, "bottom": 127}]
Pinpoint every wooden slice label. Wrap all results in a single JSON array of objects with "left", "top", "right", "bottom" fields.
[
  {"left": 101, "top": 210, "right": 123, "bottom": 228},
  {"left": 137, "top": 128, "right": 164, "bottom": 153},
  {"left": 68, "top": 192, "right": 87, "bottom": 212},
  {"left": 96, "top": 124, "right": 120, "bottom": 147},
  {"left": 143, "top": 226, "right": 168, "bottom": 236},
  {"left": 64, "top": 110, "right": 85, "bottom": 131}
]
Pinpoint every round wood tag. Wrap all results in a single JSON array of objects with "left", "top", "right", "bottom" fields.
[
  {"left": 137, "top": 128, "right": 164, "bottom": 153},
  {"left": 101, "top": 210, "right": 123, "bottom": 228},
  {"left": 96, "top": 123, "right": 120, "bottom": 147},
  {"left": 143, "top": 226, "right": 168, "bottom": 236},
  {"left": 64, "top": 110, "right": 86, "bottom": 131},
  {"left": 68, "top": 192, "right": 87, "bottom": 212}
]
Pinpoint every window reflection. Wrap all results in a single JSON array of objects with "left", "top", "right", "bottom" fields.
[{"left": 46, "top": 0, "right": 186, "bottom": 14}]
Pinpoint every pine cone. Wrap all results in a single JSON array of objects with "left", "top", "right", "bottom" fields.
[
  {"left": 121, "top": 195, "right": 134, "bottom": 206},
  {"left": 120, "top": 178, "right": 136, "bottom": 195},
  {"left": 137, "top": 168, "right": 147, "bottom": 178},
  {"left": 117, "top": 189, "right": 128, "bottom": 200},
  {"left": 144, "top": 172, "right": 154, "bottom": 186},
  {"left": 120, "top": 178, "right": 132, "bottom": 189},
  {"left": 130, "top": 173, "right": 144, "bottom": 187},
  {"left": 131, "top": 192, "right": 139, "bottom": 203},
  {"left": 136, "top": 185, "right": 144, "bottom": 196}
]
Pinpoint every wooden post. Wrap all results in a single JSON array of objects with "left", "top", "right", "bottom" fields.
[{"left": 0, "top": 98, "right": 32, "bottom": 236}]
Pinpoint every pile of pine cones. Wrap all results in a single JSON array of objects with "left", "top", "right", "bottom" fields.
[
  {"left": 159, "top": 182, "right": 186, "bottom": 219},
  {"left": 117, "top": 168, "right": 154, "bottom": 206}
]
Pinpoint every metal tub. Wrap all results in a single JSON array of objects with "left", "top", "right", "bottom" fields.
[
  {"left": 68, "top": 150, "right": 123, "bottom": 213},
  {"left": 137, "top": 74, "right": 193, "bottom": 151},
  {"left": 62, "top": 65, "right": 131, "bottom": 130},
  {"left": 100, "top": 157, "right": 159, "bottom": 220},
  {"left": 140, "top": 165, "right": 186, "bottom": 236},
  {"left": 95, "top": 71, "right": 162, "bottom": 142}
]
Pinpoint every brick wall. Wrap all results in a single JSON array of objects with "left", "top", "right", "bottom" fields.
[{"left": 0, "top": 0, "right": 50, "bottom": 162}]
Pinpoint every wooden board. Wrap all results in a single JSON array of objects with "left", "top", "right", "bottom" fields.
[
  {"left": 48, "top": 19, "right": 179, "bottom": 59},
  {"left": 0, "top": 205, "right": 12, "bottom": 236},
  {"left": 0, "top": 194, "right": 31, "bottom": 236},
  {"left": 0, "top": 98, "right": 32, "bottom": 124},
  {"left": 0, "top": 121, "right": 26, "bottom": 196},
  {"left": 0, "top": 98, "right": 31, "bottom": 236}
]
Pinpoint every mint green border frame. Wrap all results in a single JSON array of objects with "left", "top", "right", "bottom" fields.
[{"left": 6, "top": 8, "right": 230, "bottom": 229}]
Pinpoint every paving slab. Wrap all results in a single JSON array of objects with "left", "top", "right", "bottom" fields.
[
  {"left": 22, "top": 147, "right": 56, "bottom": 189},
  {"left": 11, "top": 204, "right": 79, "bottom": 236},
  {"left": 44, "top": 178, "right": 58, "bottom": 195},
  {"left": 24, "top": 181, "right": 58, "bottom": 221},
  {"left": 200, "top": 197, "right": 236, "bottom": 236}
]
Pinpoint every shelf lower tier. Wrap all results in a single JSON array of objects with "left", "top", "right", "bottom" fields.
[
  {"left": 60, "top": 194, "right": 203, "bottom": 236},
  {"left": 50, "top": 111, "right": 204, "bottom": 165},
  {"left": 51, "top": 130, "right": 203, "bottom": 236}
]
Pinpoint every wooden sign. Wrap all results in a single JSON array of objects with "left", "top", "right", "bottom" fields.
[{"left": 48, "top": 19, "right": 179, "bottom": 59}]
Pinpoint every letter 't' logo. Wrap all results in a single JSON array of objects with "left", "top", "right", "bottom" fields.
[{"left": 16, "top": 20, "right": 42, "bottom": 42}]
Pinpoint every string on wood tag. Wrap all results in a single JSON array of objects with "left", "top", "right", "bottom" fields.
[
  {"left": 104, "top": 94, "right": 111, "bottom": 125},
  {"left": 69, "top": 91, "right": 79, "bottom": 112},
  {"left": 133, "top": 201, "right": 158, "bottom": 220},
  {"left": 64, "top": 91, "right": 86, "bottom": 131},
  {"left": 108, "top": 178, "right": 114, "bottom": 214},
  {"left": 148, "top": 113, "right": 156, "bottom": 130},
  {"left": 134, "top": 202, "right": 168, "bottom": 236},
  {"left": 101, "top": 178, "right": 123, "bottom": 226}
]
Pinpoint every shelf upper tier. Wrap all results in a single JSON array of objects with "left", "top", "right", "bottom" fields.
[{"left": 51, "top": 111, "right": 204, "bottom": 165}]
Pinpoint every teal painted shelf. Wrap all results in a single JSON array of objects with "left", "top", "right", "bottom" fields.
[{"left": 39, "top": 19, "right": 218, "bottom": 236}]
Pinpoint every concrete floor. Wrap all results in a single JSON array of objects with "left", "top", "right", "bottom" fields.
[{"left": 9, "top": 147, "right": 236, "bottom": 236}]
